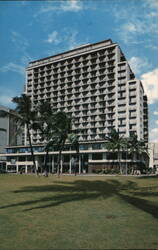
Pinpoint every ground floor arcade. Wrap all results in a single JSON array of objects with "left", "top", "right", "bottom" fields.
[{"left": 1, "top": 144, "right": 149, "bottom": 175}]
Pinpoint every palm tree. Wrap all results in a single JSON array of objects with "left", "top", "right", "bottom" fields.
[
  {"left": 138, "top": 140, "right": 149, "bottom": 172},
  {"left": 127, "top": 133, "right": 149, "bottom": 174},
  {"left": 105, "top": 129, "right": 126, "bottom": 174},
  {"left": 0, "top": 94, "right": 37, "bottom": 173},
  {"left": 32, "top": 105, "right": 76, "bottom": 176},
  {"left": 121, "top": 137, "right": 129, "bottom": 175},
  {"left": 52, "top": 112, "right": 73, "bottom": 176},
  {"left": 128, "top": 134, "right": 137, "bottom": 173},
  {"left": 32, "top": 101, "right": 56, "bottom": 176}
]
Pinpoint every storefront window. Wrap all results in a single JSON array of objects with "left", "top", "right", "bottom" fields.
[
  {"left": 80, "top": 144, "right": 89, "bottom": 150},
  {"left": 92, "top": 153, "right": 103, "bottom": 160}
]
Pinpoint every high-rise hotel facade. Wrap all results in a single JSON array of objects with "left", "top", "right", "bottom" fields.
[{"left": 1, "top": 39, "right": 148, "bottom": 173}]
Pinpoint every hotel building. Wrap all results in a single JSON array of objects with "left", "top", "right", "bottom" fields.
[{"left": 1, "top": 39, "right": 149, "bottom": 173}]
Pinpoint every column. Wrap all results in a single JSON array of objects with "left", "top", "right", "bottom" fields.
[
  {"left": 16, "top": 165, "right": 19, "bottom": 173},
  {"left": 17, "top": 156, "right": 19, "bottom": 173},
  {"left": 103, "top": 152, "right": 106, "bottom": 160},
  {"left": 88, "top": 153, "right": 92, "bottom": 173},
  {"left": 79, "top": 155, "right": 81, "bottom": 174},
  {"left": 88, "top": 153, "right": 92, "bottom": 160},
  {"left": 52, "top": 155, "right": 54, "bottom": 173},
  {"left": 69, "top": 155, "right": 72, "bottom": 174},
  {"left": 35, "top": 159, "right": 38, "bottom": 172},
  {"left": 60, "top": 156, "right": 63, "bottom": 174},
  {"left": 25, "top": 156, "right": 28, "bottom": 174},
  {"left": 5, "top": 162, "right": 7, "bottom": 172}
]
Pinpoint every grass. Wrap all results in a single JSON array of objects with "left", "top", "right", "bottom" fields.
[{"left": 0, "top": 174, "right": 158, "bottom": 249}]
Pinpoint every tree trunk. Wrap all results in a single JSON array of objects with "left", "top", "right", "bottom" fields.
[
  {"left": 133, "top": 152, "right": 137, "bottom": 174},
  {"left": 131, "top": 152, "right": 136, "bottom": 175},
  {"left": 26, "top": 123, "right": 37, "bottom": 174},
  {"left": 118, "top": 150, "right": 122, "bottom": 175},
  {"left": 112, "top": 150, "right": 115, "bottom": 172},
  {"left": 125, "top": 149, "right": 128, "bottom": 175},
  {"left": 57, "top": 141, "right": 65, "bottom": 177}
]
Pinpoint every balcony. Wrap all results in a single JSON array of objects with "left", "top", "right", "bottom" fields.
[{"left": 106, "top": 101, "right": 115, "bottom": 107}]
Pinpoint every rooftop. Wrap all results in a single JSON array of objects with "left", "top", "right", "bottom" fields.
[{"left": 27, "top": 39, "right": 114, "bottom": 68}]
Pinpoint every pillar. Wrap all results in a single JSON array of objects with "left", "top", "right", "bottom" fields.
[
  {"left": 69, "top": 155, "right": 72, "bottom": 174},
  {"left": 88, "top": 153, "right": 92, "bottom": 173},
  {"left": 79, "top": 155, "right": 81, "bottom": 174},
  {"left": 103, "top": 152, "right": 106, "bottom": 160},
  {"left": 35, "top": 160, "right": 38, "bottom": 172},
  {"left": 16, "top": 165, "right": 19, "bottom": 173},
  {"left": 52, "top": 155, "right": 54, "bottom": 173},
  {"left": 60, "top": 156, "right": 63, "bottom": 174}
]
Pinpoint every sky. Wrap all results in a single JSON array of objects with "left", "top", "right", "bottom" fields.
[{"left": 0, "top": 0, "right": 158, "bottom": 142}]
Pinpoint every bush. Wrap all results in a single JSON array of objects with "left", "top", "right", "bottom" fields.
[
  {"left": 92, "top": 169, "right": 102, "bottom": 174},
  {"left": 92, "top": 168, "right": 120, "bottom": 175}
]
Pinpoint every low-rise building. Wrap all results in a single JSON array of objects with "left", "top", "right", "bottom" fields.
[
  {"left": 0, "top": 105, "right": 23, "bottom": 171},
  {"left": 149, "top": 143, "right": 158, "bottom": 171}
]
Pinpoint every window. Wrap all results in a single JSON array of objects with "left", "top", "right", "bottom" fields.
[
  {"left": 19, "top": 156, "right": 26, "bottom": 162},
  {"left": 92, "top": 144, "right": 102, "bottom": 150},
  {"left": 92, "top": 153, "right": 103, "bottom": 160}
]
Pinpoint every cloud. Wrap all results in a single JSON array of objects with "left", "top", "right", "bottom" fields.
[
  {"left": 35, "top": 0, "right": 83, "bottom": 17},
  {"left": 153, "top": 111, "right": 158, "bottom": 115},
  {"left": 65, "top": 30, "right": 80, "bottom": 50},
  {"left": 124, "top": 23, "right": 137, "bottom": 32},
  {"left": 142, "top": 0, "right": 158, "bottom": 18},
  {"left": 145, "top": 44, "right": 158, "bottom": 50},
  {"left": 129, "top": 56, "right": 151, "bottom": 75},
  {"left": 45, "top": 29, "right": 89, "bottom": 54},
  {"left": 116, "top": 22, "right": 143, "bottom": 44},
  {"left": 149, "top": 127, "right": 158, "bottom": 143},
  {"left": 0, "top": 63, "right": 25, "bottom": 75},
  {"left": 20, "top": 55, "right": 33, "bottom": 65},
  {"left": 11, "top": 31, "right": 29, "bottom": 49},
  {"left": 124, "top": 21, "right": 144, "bottom": 33},
  {"left": 45, "top": 31, "right": 61, "bottom": 44},
  {"left": 0, "top": 95, "right": 13, "bottom": 107},
  {"left": 62, "top": 29, "right": 89, "bottom": 50},
  {"left": 156, "top": 120, "right": 158, "bottom": 125},
  {"left": 113, "top": 1, "right": 158, "bottom": 44},
  {"left": 11, "top": 31, "right": 33, "bottom": 65},
  {"left": 141, "top": 68, "right": 158, "bottom": 104},
  {"left": 0, "top": 87, "right": 18, "bottom": 108},
  {"left": 144, "top": 0, "right": 158, "bottom": 10},
  {"left": 60, "top": 0, "right": 83, "bottom": 12},
  {"left": 147, "top": 11, "right": 158, "bottom": 17},
  {"left": 118, "top": 20, "right": 148, "bottom": 44}
]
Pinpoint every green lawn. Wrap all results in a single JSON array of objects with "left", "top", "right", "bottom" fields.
[{"left": 0, "top": 174, "right": 158, "bottom": 249}]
